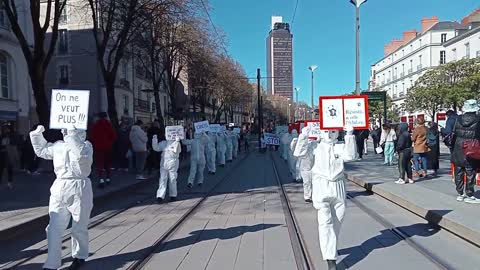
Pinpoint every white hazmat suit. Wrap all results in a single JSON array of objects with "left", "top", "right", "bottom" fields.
[
  {"left": 216, "top": 132, "right": 227, "bottom": 167},
  {"left": 308, "top": 129, "right": 356, "bottom": 269},
  {"left": 225, "top": 131, "right": 233, "bottom": 162},
  {"left": 280, "top": 132, "right": 290, "bottom": 161},
  {"left": 288, "top": 130, "right": 300, "bottom": 181},
  {"left": 152, "top": 135, "right": 181, "bottom": 201},
  {"left": 206, "top": 132, "right": 217, "bottom": 174},
  {"left": 232, "top": 132, "right": 239, "bottom": 159},
  {"left": 185, "top": 132, "right": 209, "bottom": 186},
  {"left": 343, "top": 126, "right": 359, "bottom": 161},
  {"left": 294, "top": 126, "right": 318, "bottom": 201},
  {"left": 30, "top": 126, "right": 93, "bottom": 270}
]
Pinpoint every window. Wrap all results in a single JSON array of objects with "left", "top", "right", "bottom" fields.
[
  {"left": 440, "top": 51, "right": 446, "bottom": 64},
  {"left": 59, "top": 2, "right": 68, "bottom": 24},
  {"left": 410, "top": 59, "right": 413, "bottom": 72},
  {"left": 164, "top": 96, "right": 167, "bottom": 112},
  {"left": 58, "top": 29, "right": 68, "bottom": 55},
  {"left": 59, "top": 64, "right": 69, "bottom": 85},
  {"left": 123, "top": 95, "right": 129, "bottom": 115},
  {"left": 465, "top": 43, "right": 470, "bottom": 59},
  {"left": 452, "top": 49, "right": 457, "bottom": 61},
  {"left": 441, "top": 33, "right": 447, "bottom": 43},
  {"left": 418, "top": 55, "right": 422, "bottom": 70},
  {"left": 401, "top": 64, "right": 405, "bottom": 75},
  {"left": 0, "top": 54, "right": 8, "bottom": 98},
  {"left": 0, "top": 3, "right": 8, "bottom": 28},
  {"left": 419, "top": 39, "right": 422, "bottom": 47},
  {"left": 122, "top": 61, "right": 128, "bottom": 79},
  {"left": 402, "top": 49, "right": 405, "bottom": 57}
]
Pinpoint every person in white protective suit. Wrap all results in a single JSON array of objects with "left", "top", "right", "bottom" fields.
[
  {"left": 216, "top": 131, "right": 226, "bottom": 167},
  {"left": 343, "top": 126, "right": 359, "bottom": 161},
  {"left": 232, "top": 132, "right": 239, "bottom": 159},
  {"left": 288, "top": 129, "right": 301, "bottom": 181},
  {"left": 280, "top": 132, "right": 290, "bottom": 161},
  {"left": 206, "top": 131, "right": 217, "bottom": 174},
  {"left": 30, "top": 126, "right": 93, "bottom": 270},
  {"left": 225, "top": 130, "right": 233, "bottom": 162},
  {"left": 152, "top": 135, "right": 181, "bottom": 203},
  {"left": 307, "top": 128, "right": 356, "bottom": 270},
  {"left": 185, "top": 132, "right": 209, "bottom": 188},
  {"left": 294, "top": 126, "right": 318, "bottom": 202}
]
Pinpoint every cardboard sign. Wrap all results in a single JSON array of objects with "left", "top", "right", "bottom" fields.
[
  {"left": 319, "top": 95, "right": 369, "bottom": 130},
  {"left": 304, "top": 120, "right": 322, "bottom": 139},
  {"left": 209, "top": 124, "right": 222, "bottom": 133},
  {"left": 194, "top": 120, "right": 210, "bottom": 133},
  {"left": 165, "top": 126, "right": 185, "bottom": 140},
  {"left": 233, "top": 128, "right": 241, "bottom": 134},
  {"left": 49, "top": 89, "right": 90, "bottom": 130},
  {"left": 263, "top": 133, "right": 280, "bottom": 145}
]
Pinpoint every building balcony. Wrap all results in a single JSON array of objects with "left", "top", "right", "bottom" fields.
[
  {"left": 399, "top": 92, "right": 405, "bottom": 97},
  {"left": 392, "top": 94, "right": 398, "bottom": 99},
  {"left": 387, "top": 78, "right": 391, "bottom": 83},
  {"left": 400, "top": 72, "right": 404, "bottom": 77},
  {"left": 135, "top": 98, "right": 150, "bottom": 112},
  {"left": 417, "top": 64, "right": 423, "bottom": 71}
]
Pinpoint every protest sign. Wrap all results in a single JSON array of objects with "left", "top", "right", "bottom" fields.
[
  {"left": 276, "top": 126, "right": 288, "bottom": 135},
  {"left": 228, "top": 123, "right": 235, "bottom": 127},
  {"left": 233, "top": 128, "right": 241, "bottom": 134},
  {"left": 194, "top": 120, "right": 210, "bottom": 133},
  {"left": 209, "top": 124, "right": 222, "bottom": 133},
  {"left": 263, "top": 133, "right": 280, "bottom": 145},
  {"left": 304, "top": 120, "right": 322, "bottom": 139},
  {"left": 49, "top": 89, "right": 90, "bottom": 130},
  {"left": 165, "top": 126, "right": 185, "bottom": 140},
  {"left": 319, "top": 95, "right": 369, "bottom": 130}
]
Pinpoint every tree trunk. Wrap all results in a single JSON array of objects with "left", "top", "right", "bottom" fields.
[
  {"left": 30, "top": 70, "right": 50, "bottom": 127},
  {"left": 105, "top": 77, "right": 120, "bottom": 129},
  {"left": 153, "top": 90, "right": 165, "bottom": 138}
]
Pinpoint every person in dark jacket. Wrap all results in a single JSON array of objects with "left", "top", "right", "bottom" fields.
[
  {"left": 371, "top": 126, "right": 381, "bottom": 154},
  {"left": 395, "top": 123, "right": 413, "bottom": 184},
  {"left": 451, "top": 100, "right": 480, "bottom": 203},
  {"left": 441, "top": 110, "right": 458, "bottom": 179},
  {"left": 114, "top": 120, "right": 131, "bottom": 171},
  {"left": 354, "top": 129, "right": 369, "bottom": 159},
  {"left": 90, "top": 112, "right": 117, "bottom": 187},
  {"left": 0, "top": 125, "right": 16, "bottom": 189},
  {"left": 146, "top": 120, "right": 163, "bottom": 176},
  {"left": 427, "top": 122, "right": 440, "bottom": 176}
]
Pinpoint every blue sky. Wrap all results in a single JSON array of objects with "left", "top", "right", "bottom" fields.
[{"left": 208, "top": 0, "right": 478, "bottom": 104}]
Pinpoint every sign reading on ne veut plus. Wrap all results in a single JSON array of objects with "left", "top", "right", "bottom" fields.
[
  {"left": 49, "top": 89, "right": 90, "bottom": 130},
  {"left": 319, "top": 95, "right": 369, "bottom": 130},
  {"left": 263, "top": 133, "right": 280, "bottom": 145},
  {"left": 194, "top": 120, "right": 210, "bottom": 133},
  {"left": 165, "top": 126, "right": 185, "bottom": 141}
]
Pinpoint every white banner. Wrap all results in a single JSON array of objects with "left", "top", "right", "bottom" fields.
[
  {"left": 264, "top": 133, "right": 280, "bottom": 145},
  {"left": 165, "top": 125, "right": 185, "bottom": 140},
  {"left": 305, "top": 121, "right": 322, "bottom": 138},
  {"left": 209, "top": 124, "right": 222, "bottom": 133},
  {"left": 233, "top": 128, "right": 241, "bottom": 134},
  {"left": 194, "top": 120, "right": 210, "bottom": 133},
  {"left": 49, "top": 89, "right": 90, "bottom": 130}
]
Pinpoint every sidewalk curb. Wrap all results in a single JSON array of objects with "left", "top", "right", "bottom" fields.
[
  {"left": 0, "top": 162, "right": 190, "bottom": 241},
  {"left": 346, "top": 172, "right": 480, "bottom": 247}
]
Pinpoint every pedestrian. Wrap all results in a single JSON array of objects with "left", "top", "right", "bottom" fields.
[
  {"left": 129, "top": 120, "right": 148, "bottom": 180},
  {"left": 354, "top": 129, "right": 369, "bottom": 159},
  {"left": 90, "top": 112, "right": 117, "bottom": 188},
  {"left": 427, "top": 121, "right": 440, "bottom": 177},
  {"left": 451, "top": 100, "right": 480, "bottom": 203},
  {"left": 441, "top": 110, "right": 458, "bottom": 181},
  {"left": 395, "top": 123, "right": 413, "bottom": 184},
  {"left": 260, "top": 134, "right": 267, "bottom": 153},
  {"left": 30, "top": 126, "right": 93, "bottom": 270},
  {"left": 0, "top": 124, "right": 16, "bottom": 189},
  {"left": 244, "top": 133, "right": 249, "bottom": 152},
  {"left": 146, "top": 120, "right": 162, "bottom": 176},
  {"left": 21, "top": 125, "right": 39, "bottom": 175},
  {"left": 307, "top": 128, "right": 356, "bottom": 270},
  {"left": 225, "top": 130, "right": 233, "bottom": 162},
  {"left": 379, "top": 124, "right": 397, "bottom": 166},
  {"left": 185, "top": 132, "right": 209, "bottom": 188},
  {"left": 152, "top": 134, "right": 181, "bottom": 203},
  {"left": 206, "top": 131, "right": 217, "bottom": 175},
  {"left": 294, "top": 126, "right": 318, "bottom": 202},
  {"left": 115, "top": 120, "right": 131, "bottom": 172},
  {"left": 412, "top": 118, "right": 430, "bottom": 178},
  {"left": 217, "top": 131, "right": 227, "bottom": 167},
  {"left": 371, "top": 126, "right": 381, "bottom": 154},
  {"left": 232, "top": 131, "right": 239, "bottom": 159}
]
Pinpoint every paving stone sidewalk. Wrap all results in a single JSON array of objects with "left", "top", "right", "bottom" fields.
[{"left": 345, "top": 151, "right": 480, "bottom": 246}]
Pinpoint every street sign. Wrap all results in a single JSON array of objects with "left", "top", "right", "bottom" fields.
[{"left": 361, "top": 91, "right": 386, "bottom": 101}]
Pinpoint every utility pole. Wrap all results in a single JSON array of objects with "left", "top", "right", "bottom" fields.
[
  {"left": 351, "top": 0, "right": 367, "bottom": 95},
  {"left": 257, "top": 68, "right": 261, "bottom": 149}
]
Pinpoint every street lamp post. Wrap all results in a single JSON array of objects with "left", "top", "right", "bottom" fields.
[
  {"left": 308, "top": 66, "right": 318, "bottom": 119},
  {"left": 288, "top": 103, "right": 292, "bottom": 124},
  {"left": 294, "top": 87, "right": 300, "bottom": 122},
  {"left": 350, "top": 0, "right": 367, "bottom": 95}
]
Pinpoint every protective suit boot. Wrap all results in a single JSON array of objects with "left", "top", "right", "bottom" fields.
[
  {"left": 327, "top": 260, "right": 337, "bottom": 270},
  {"left": 68, "top": 258, "right": 85, "bottom": 270}
]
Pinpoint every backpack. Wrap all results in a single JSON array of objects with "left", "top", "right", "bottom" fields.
[{"left": 427, "top": 130, "right": 438, "bottom": 146}]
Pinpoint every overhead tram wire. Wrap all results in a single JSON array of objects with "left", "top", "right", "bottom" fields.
[
  {"left": 291, "top": 0, "right": 300, "bottom": 28},
  {"left": 199, "top": 0, "right": 229, "bottom": 56}
]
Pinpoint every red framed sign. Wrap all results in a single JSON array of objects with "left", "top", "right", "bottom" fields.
[
  {"left": 304, "top": 120, "right": 321, "bottom": 139},
  {"left": 319, "top": 95, "right": 369, "bottom": 130}
]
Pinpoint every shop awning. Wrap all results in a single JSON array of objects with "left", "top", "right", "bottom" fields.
[{"left": 0, "top": 110, "right": 17, "bottom": 120}]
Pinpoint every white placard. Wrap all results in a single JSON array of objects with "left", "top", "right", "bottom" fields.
[
  {"left": 321, "top": 98, "right": 344, "bottom": 129},
  {"left": 233, "top": 128, "right": 241, "bottom": 134},
  {"left": 228, "top": 123, "right": 235, "bottom": 127},
  {"left": 344, "top": 98, "right": 367, "bottom": 128},
  {"left": 165, "top": 125, "right": 185, "bottom": 140},
  {"left": 209, "top": 124, "right": 222, "bottom": 133},
  {"left": 276, "top": 126, "right": 288, "bottom": 135},
  {"left": 264, "top": 133, "right": 280, "bottom": 145},
  {"left": 194, "top": 120, "right": 210, "bottom": 133},
  {"left": 49, "top": 89, "right": 90, "bottom": 130},
  {"left": 305, "top": 121, "right": 322, "bottom": 138}
]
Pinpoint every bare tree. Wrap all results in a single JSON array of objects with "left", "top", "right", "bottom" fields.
[{"left": 2, "top": 0, "right": 67, "bottom": 126}]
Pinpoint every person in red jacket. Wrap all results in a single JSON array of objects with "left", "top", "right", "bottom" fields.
[{"left": 90, "top": 112, "right": 117, "bottom": 188}]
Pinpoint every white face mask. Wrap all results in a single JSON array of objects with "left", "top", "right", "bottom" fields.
[{"left": 321, "top": 130, "right": 339, "bottom": 143}]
